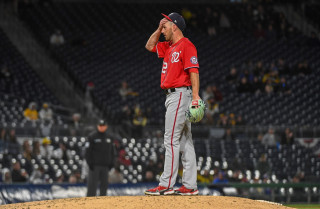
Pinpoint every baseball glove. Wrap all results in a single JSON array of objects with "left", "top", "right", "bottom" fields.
[{"left": 185, "top": 99, "right": 206, "bottom": 123}]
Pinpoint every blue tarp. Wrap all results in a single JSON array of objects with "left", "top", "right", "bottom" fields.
[{"left": 0, "top": 183, "right": 219, "bottom": 205}]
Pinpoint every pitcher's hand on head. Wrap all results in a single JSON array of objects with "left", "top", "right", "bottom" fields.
[{"left": 158, "top": 18, "right": 168, "bottom": 30}]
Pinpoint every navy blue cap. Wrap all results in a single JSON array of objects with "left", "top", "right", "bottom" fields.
[
  {"left": 98, "top": 119, "right": 107, "bottom": 126},
  {"left": 162, "top": 12, "right": 186, "bottom": 32}
]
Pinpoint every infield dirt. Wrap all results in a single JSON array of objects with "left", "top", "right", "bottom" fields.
[{"left": 0, "top": 196, "right": 293, "bottom": 209}]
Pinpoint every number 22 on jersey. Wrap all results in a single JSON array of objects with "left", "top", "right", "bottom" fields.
[{"left": 162, "top": 62, "right": 168, "bottom": 74}]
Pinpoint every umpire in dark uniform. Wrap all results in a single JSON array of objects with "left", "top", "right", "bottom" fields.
[{"left": 85, "top": 119, "right": 115, "bottom": 196}]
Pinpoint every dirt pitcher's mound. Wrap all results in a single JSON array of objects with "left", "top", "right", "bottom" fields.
[{"left": 0, "top": 196, "right": 292, "bottom": 209}]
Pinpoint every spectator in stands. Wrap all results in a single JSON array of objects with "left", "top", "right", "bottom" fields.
[
  {"left": 144, "top": 170, "right": 156, "bottom": 182},
  {"left": 301, "top": 60, "right": 312, "bottom": 75},
  {"left": 236, "top": 115, "right": 245, "bottom": 126},
  {"left": 204, "top": 96, "right": 219, "bottom": 125},
  {"left": 264, "top": 80, "right": 274, "bottom": 94},
  {"left": 265, "top": 24, "right": 277, "bottom": 40},
  {"left": 239, "top": 69, "right": 254, "bottom": 83},
  {"left": 50, "top": 29, "right": 65, "bottom": 46},
  {"left": 39, "top": 119, "right": 53, "bottom": 137},
  {"left": 1, "top": 168, "right": 12, "bottom": 184},
  {"left": 277, "top": 58, "right": 290, "bottom": 75},
  {"left": 32, "top": 140, "right": 41, "bottom": 157},
  {"left": 307, "top": 32, "right": 320, "bottom": 47},
  {"left": 29, "top": 166, "right": 46, "bottom": 184},
  {"left": 293, "top": 62, "right": 303, "bottom": 76},
  {"left": 263, "top": 68, "right": 280, "bottom": 94},
  {"left": 276, "top": 77, "right": 291, "bottom": 94},
  {"left": 53, "top": 142, "right": 71, "bottom": 161},
  {"left": 132, "top": 107, "right": 147, "bottom": 138},
  {"left": 0, "top": 128, "right": 5, "bottom": 141},
  {"left": 245, "top": 4, "right": 253, "bottom": 21},
  {"left": 294, "top": 60, "right": 312, "bottom": 76},
  {"left": 22, "top": 140, "right": 32, "bottom": 161},
  {"left": 253, "top": 5, "right": 266, "bottom": 26},
  {"left": 68, "top": 174, "right": 78, "bottom": 184},
  {"left": 81, "top": 160, "right": 89, "bottom": 182},
  {"left": 202, "top": 85, "right": 214, "bottom": 104},
  {"left": 225, "top": 67, "right": 238, "bottom": 84},
  {"left": 0, "top": 129, "right": 19, "bottom": 155},
  {"left": 256, "top": 154, "right": 270, "bottom": 177},
  {"left": 228, "top": 113, "right": 236, "bottom": 126},
  {"left": 70, "top": 113, "right": 83, "bottom": 136},
  {"left": 249, "top": 177, "right": 264, "bottom": 195},
  {"left": 217, "top": 114, "right": 229, "bottom": 127},
  {"left": 197, "top": 169, "right": 213, "bottom": 184},
  {"left": 156, "top": 153, "right": 165, "bottom": 175},
  {"left": 144, "top": 159, "right": 157, "bottom": 182},
  {"left": 9, "top": 129, "right": 18, "bottom": 144},
  {"left": 84, "top": 82, "right": 94, "bottom": 117},
  {"left": 117, "top": 149, "right": 131, "bottom": 167},
  {"left": 1, "top": 128, "right": 18, "bottom": 144},
  {"left": 24, "top": 102, "right": 38, "bottom": 121},
  {"left": 39, "top": 103, "right": 53, "bottom": 122},
  {"left": 230, "top": 157, "right": 245, "bottom": 172},
  {"left": 119, "top": 105, "right": 133, "bottom": 138},
  {"left": 212, "top": 85, "right": 223, "bottom": 102},
  {"left": 204, "top": 7, "right": 218, "bottom": 36},
  {"left": 237, "top": 77, "right": 251, "bottom": 93},
  {"left": 40, "top": 137, "right": 53, "bottom": 159},
  {"left": 253, "top": 60, "right": 265, "bottom": 77},
  {"left": 55, "top": 170, "right": 64, "bottom": 183},
  {"left": 213, "top": 171, "right": 229, "bottom": 184},
  {"left": 202, "top": 85, "right": 220, "bottom": 124},
  {"left": 251, "top": 76, "right": 264, "bottom": 94},
  {"left": 278, "top": 22, "right": 288, "bottom": 41},
  {"left": 261, "top": 127, "right": 277, "bottom": 147},
  {"left": 119, "top": 81, "right": 139, "bottom": 101},
  {"left": 291, "top": 172, "right": 306, "bottom": 196},
  {"left": 241, "top": 60, "right": 254, "bottom": 74},
  {"left": 281, "top": 128, "right": 294, "bottom": 145},
  {"left": 253, "top": 23, "right": 265, "bottom": 40},
  {"left": 219, "top": 12, "right": 231, "bottom": 29},
  {"left": 0, "top": 64, "right": 13, "bottom": 92},
  {"left": 181, "top": 7, "right": 197, "bottom": 28},
  {"left": 11, "top": 161, "right": 28, "bottom": 182},
  {"left": 257, "top": 132, "right": 264, "bottom": 141},
  {"left": 262, "top": 68, "right": 280, "bottom": 85},
  {"left": 22, "top": 140, "right": 33, "bottom": 174},
  {"left": 222, "top": 127, "right": 235, "bottom": 141},
  {"left": 73, "top": 170, "right": 83, "bottom": 183},
  {"left": 108, "top": 166, "right": 124, "bottom": 184}
]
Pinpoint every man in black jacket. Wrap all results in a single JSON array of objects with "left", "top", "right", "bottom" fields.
[{"left": 85, "top": 119, "right": 115, "bottom": 196}]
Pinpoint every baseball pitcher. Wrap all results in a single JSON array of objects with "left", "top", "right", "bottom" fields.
[{"left": 144, "top": 12, "right": 202, "bottom": 195}]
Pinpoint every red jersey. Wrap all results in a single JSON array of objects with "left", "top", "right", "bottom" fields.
[{"left": 152, "top": 37, "right": 199, "bottom": 89}]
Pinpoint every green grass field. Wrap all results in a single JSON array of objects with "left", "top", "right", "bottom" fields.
[{"left": 285, "top": 204, "right": 320, "bottom": 209}]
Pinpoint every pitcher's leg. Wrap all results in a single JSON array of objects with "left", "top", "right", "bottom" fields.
[
  {"left": 180, "top": 122, "right": 197, "bottom": 190},
  {"left": 159, "top": 93, "right": 184, "bottom": 188}
]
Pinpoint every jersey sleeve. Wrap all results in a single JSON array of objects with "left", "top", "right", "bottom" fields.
[
  {"left": 188, "top": 67, "right": 199, "bottom": 74},
  {"left": 152, "top": 42, "right": 169, "bottom": 58},
  {"left": 183, "top": 43, "right": 199, "bottom": 72}
]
